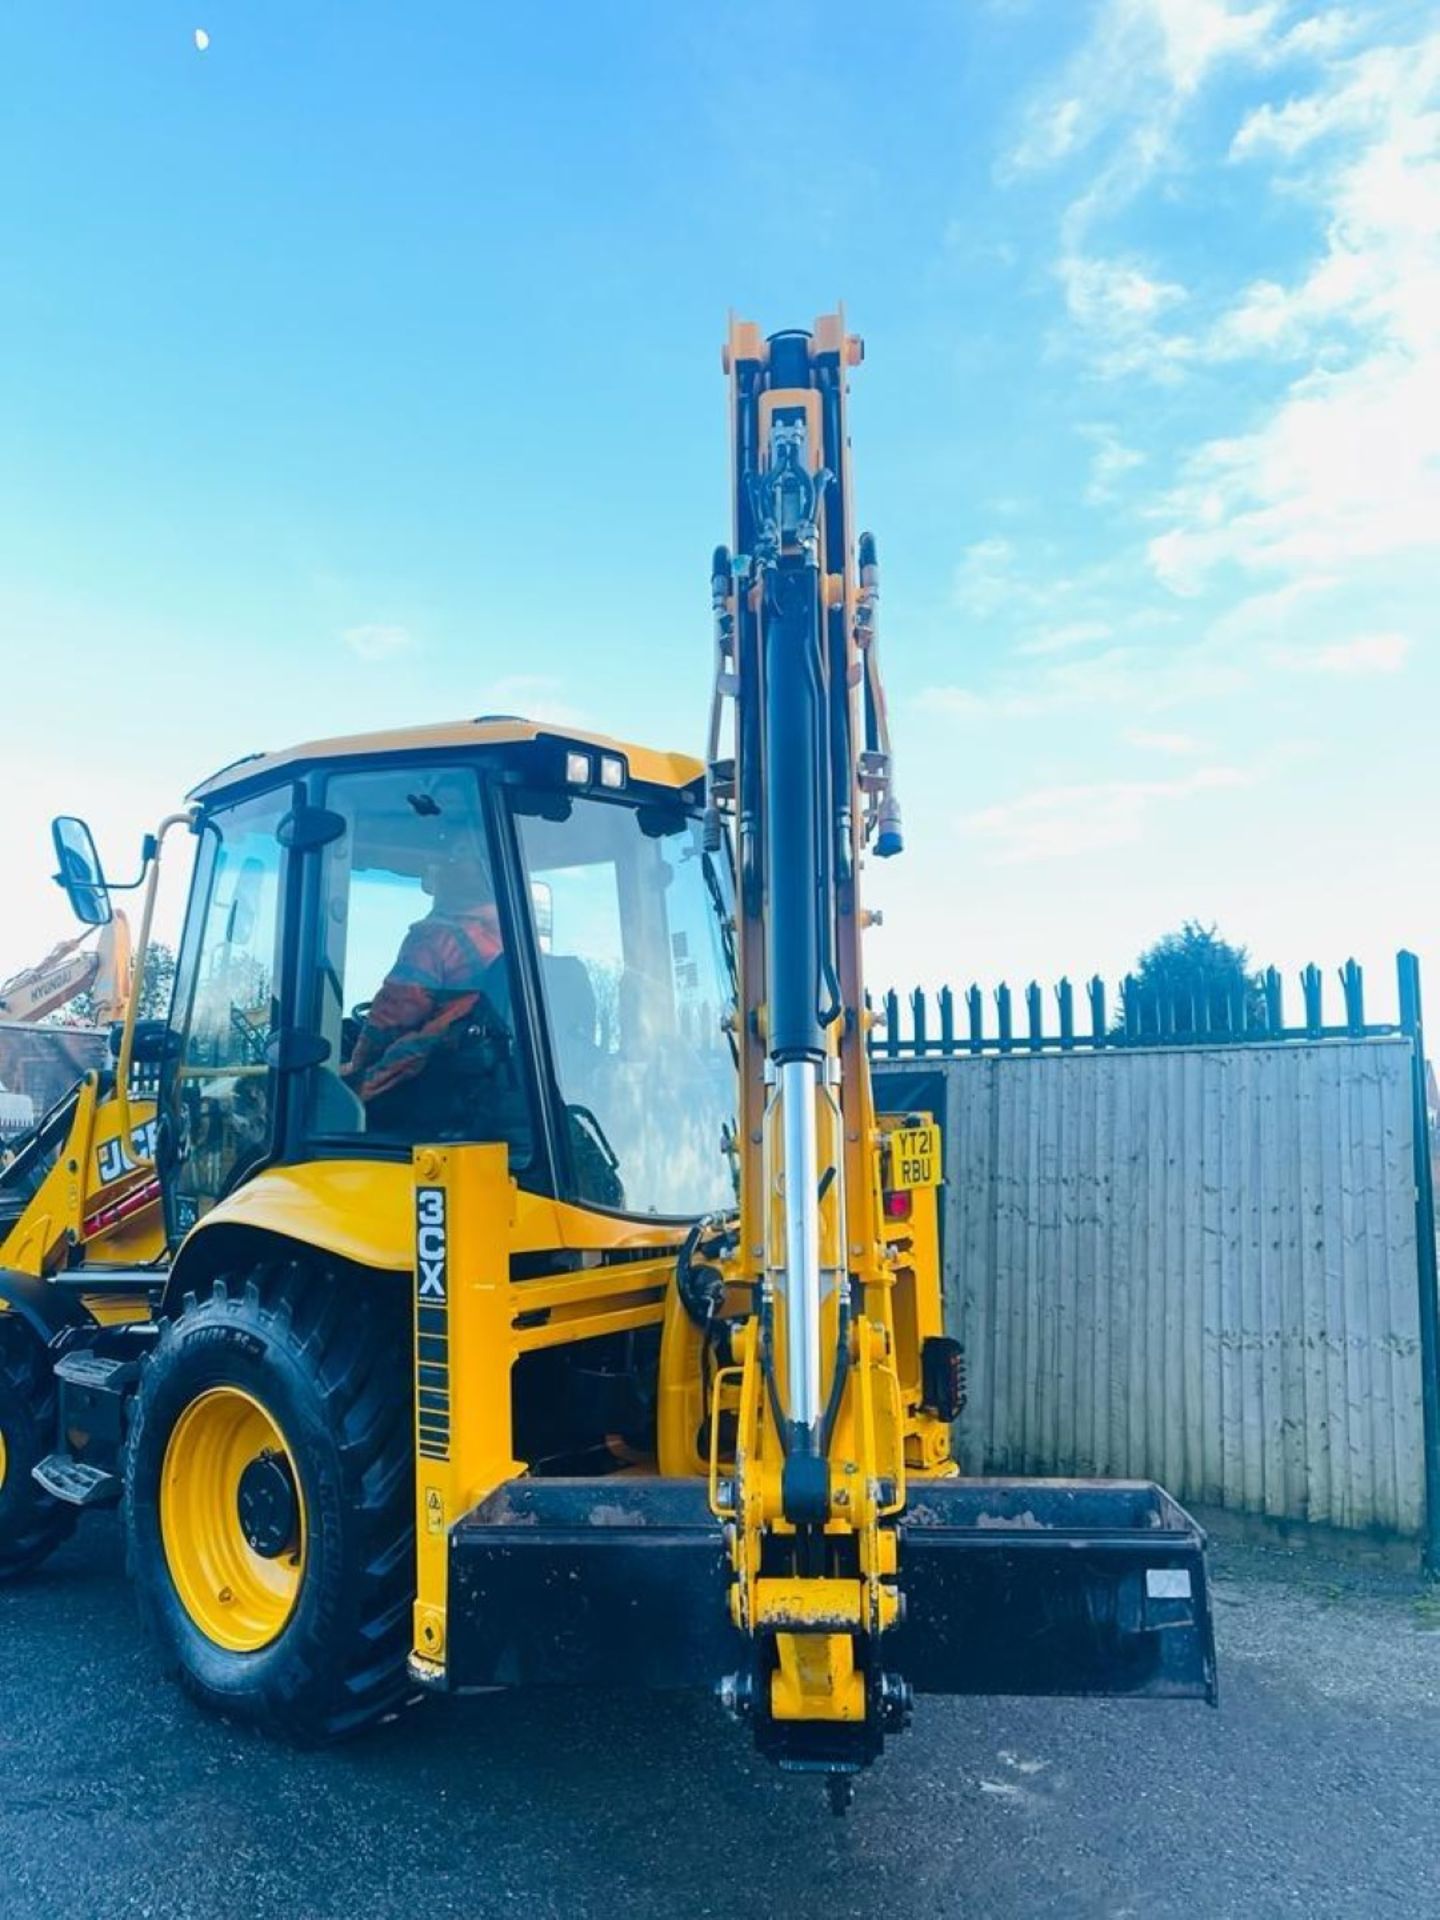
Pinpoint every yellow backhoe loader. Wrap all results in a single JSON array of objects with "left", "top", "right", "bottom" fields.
[{"left": 0, "top": 317, "right": 1214, "bottom": 1802}]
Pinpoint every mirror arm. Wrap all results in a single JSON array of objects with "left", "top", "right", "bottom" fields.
[{"left": 108, "top": 835, "right": 162, "bottom": 893}]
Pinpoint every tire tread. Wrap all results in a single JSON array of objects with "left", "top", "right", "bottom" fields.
[
  {"left": 0, "top": 1317, "right": 76, "bottom": 1580},
  {"left": 125, "top": 1256, "right": 416, "bottom": 1742}
]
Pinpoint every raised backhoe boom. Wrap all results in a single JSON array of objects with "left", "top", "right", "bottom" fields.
[
  {"left": 700, "top": 318, "right": 1214, "bottom": 1792},
  {"left": 701, "top": 315, "right": 940, "bottom": 1775}
]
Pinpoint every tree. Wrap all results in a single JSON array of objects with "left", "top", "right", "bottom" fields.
[
  {"left": 1117, "top": 921, "right": 1264, "bottom": 1041},
  {"left": 58, "top": 940, "right": 178, "bottom": 1027},
  {"left": 136, "top": 940, "right": 178, "bottom": 1020}
]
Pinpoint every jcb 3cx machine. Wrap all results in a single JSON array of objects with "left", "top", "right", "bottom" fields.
[{"left": 0, "top": 315, "right": 1214, "bottom": 1805}]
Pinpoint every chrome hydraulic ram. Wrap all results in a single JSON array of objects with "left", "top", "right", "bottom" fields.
[
  {"left": 777, "top": 1058, "right": 823, "bottom": 1443},
  {"left": 749, "top": 333, "right": 837, "bottom": 1522}
]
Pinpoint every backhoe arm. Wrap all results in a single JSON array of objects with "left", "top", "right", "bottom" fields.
[{"left": 703, "top": 315, "right": 943, "bottom": 1777}]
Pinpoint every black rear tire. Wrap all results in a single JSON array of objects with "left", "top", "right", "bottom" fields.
[
  {"left": 124, "top": 1257, "right": 417, "bottom": 1742},
  {"left": 0, "top": 1315, "right": 77, "bottom": 1580}
]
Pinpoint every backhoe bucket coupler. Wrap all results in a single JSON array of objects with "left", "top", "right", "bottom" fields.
[{"left": 438, "top": 1475, "right": 1216, "bottom": 1716}]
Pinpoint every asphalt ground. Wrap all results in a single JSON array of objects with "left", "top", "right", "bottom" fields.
[{"left": 2, "top": 1516, "right": 1438, "bottom": 1920}]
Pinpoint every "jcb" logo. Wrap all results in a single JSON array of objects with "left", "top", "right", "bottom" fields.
[
  {"left": 95, "top": 1119, "right": 159, "bottom": 1188},
  {"left": 416, "top": 1187, "right": 447, "bottom": 1301}
]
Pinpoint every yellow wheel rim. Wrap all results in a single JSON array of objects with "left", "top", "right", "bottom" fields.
[
  {"left": 0, "top": 1425, "right": 8, "bottom": 1494},
  {"left": 160, "top": 1386, "right": 306, "bottom": 1652}
]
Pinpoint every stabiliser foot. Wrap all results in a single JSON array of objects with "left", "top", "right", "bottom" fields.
[{"left": 826, "top": 1772, "right": 855, "bottom": 1816}]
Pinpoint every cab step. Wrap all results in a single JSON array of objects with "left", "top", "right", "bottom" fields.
[
  {"left": 53, "top": 1350, "right": 141, "bottom": 1393},
  {"left": 33, "top": 1453, "right": 121, "bottom": 1508},
  {"left": 37, "top": 1349, "right": 143, "bottom": 1506}
]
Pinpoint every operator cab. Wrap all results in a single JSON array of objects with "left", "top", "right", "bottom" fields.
[{"left": 156, "top": 720, "right": 737, "bottom": 1240}]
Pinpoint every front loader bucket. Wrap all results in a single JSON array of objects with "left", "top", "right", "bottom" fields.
[
  {"left": 891, "top": 1478, "right": 1217, "bottom": 1701},
  {"left": 445, "top": 1478, "right": 744, "bottom": 1692}
]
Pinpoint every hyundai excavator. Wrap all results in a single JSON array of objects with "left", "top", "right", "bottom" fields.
[
  {"left": 0, "top": 914, "right": 134, "bottom": 1136},
  {"left": 0, "top": 316, "right": 1214, "bottom": 1801},
  {"left": 0, "top": 914, "right": 133, "bottom": 1027},
  {"left": 0, "top": 910, "right": 135, "bottom": 1144}
]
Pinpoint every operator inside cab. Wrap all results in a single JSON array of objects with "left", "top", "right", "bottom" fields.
[{"left": 340, "top": 834, "right": 520, "bottom": 1143}]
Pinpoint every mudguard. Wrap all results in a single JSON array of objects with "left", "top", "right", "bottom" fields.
[{"left": 0, "top": 1267, "right": 94, "bottom": 1347}]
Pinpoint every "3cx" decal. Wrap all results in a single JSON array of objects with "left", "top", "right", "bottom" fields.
[{"left": 415, "top": 1186, "right": 447, "bottom": 1300}]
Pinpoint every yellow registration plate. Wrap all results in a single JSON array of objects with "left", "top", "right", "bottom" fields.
[{"left": 890, "top": 1124, "right": 941, "bottom": 1191}]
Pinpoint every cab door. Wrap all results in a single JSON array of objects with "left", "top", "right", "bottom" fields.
[{"left": 163, "top": 787, "right": 291, "bottom": 1237}]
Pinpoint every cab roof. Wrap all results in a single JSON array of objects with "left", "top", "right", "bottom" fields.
[{"left": 187, "top": 715, "right": 705, "bottom": 804}]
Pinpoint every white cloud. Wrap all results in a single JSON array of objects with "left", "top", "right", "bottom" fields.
[
  {"left": 1061, "top": 256, "right": 1186, "bottom": 323},
  {"left": 1272, "top": 630, "right": 1411, "bottom": 674},
  {"left": 1124, "top": 727, "right": 1203, "bottom": 753},
  {"left": 1014, "top": 619, "right": 1114, "bottom": 657},
  {"left": 1043, "top": 93, "right": 1085, "bottom": 163},
  {"left": 1079, "top": 423, "right": 1146, "bottom": 501},
  {"left": 476, "top": 673, "right": 596, "bottom": 733},
  {"left": 1007, "top": 94, "right": 1087, "bottom": 173},
  {"left": 961, "top": 764, "right": 1252, "bottom": 864},
  {"left": 903, "top": 6, "right": 1436, "bottom": 993},
  {"left": 925, "top": 685, "right": 992, "bottom": 720},
  {"left": 951, "top": 536, "right": 1018, "bottom": 614},
  {"left": 1010, "top": 3, "right": 1435, "bottom": 402},
  {"left": 1220, "top": 39, "right": 1440, "bottom": 358},
  {"left": 1275, "top": 11, "right": 1363, "bottom": 62},
  {"left": 922, "top": 638, "right": 1251, "bottom": 722},
  {"left": 1231, "top": 34, "right": 1432, "bottom": 159},
  {"left": 341, "top": 623, "right": 415, "bottom": 662},
  {"left": 1004, "top": 0, "right": 1280, "bottom": 184},
  {"left": 1212, "top": 574, "right": 1341, "bottom": 628},
  {"left": 1151, "top": 0, "right": 1279, "bottom": 94},
  {"left": 1202, "top": 277, "right": 1313, "bottom": 357},
  {"left": 1008, "top": 3, "right": 1282, "bottom": 377},
  {"left": 1150, "top": 340, "right": 1440, "bottom": 590},
  {"left": 1057, "top": 254, "right": 1190, "bottom": 379},
  {"left": 1159, "top": 353, "right": 1440, "bottom": 579},
  {"left": 1149, "top": 26, "right": 1440, "bottom": 590},
  {"left": 1039, "top": 643, "right": 1248, "bottom": 710}
]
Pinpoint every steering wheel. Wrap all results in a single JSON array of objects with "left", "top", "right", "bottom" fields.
[
  {"left": 341, "top": 1000, "right": 373, "bottom": 1064},
  {"left": 340, "top": 961, "right": 512, "bottom": 1072}
]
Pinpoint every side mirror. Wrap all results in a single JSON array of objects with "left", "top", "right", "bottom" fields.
[{"left": 51, "top": 815, "right": 112, "bottom": 927}]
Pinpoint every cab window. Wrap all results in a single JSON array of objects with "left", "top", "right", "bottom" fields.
[
  {"left": 167, "top": 788, "right": 288, "bottom": 1230},
  {"left": 305, "top": 766, "right": 532, "bottom": 1162},
  {"left": 514, "top": 790, "right": 735, "bottom": 1218}
]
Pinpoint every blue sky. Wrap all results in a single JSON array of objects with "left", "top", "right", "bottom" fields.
[{"left": 2, "top": 1, "right": 1435, "bottom": 1021}]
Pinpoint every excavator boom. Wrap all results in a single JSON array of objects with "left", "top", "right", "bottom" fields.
[{"left": 699, "top": 315, "right": 1216, "bottom": 1782}]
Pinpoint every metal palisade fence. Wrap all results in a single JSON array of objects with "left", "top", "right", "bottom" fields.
[
  {"left": 872, "top": 952, "right": 1440, "bottom": 1572},
  {"left": 870, "top": 954, "right": 1409, "bottom": 1059}
]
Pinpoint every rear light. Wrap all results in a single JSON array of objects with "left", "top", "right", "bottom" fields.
[
  {"left": 565, "top": 751, "right": 591, "bottom": 785},
  {"left": 599, "top": 754, "right": 625, "bottom": 790},
  {"left": 920, "top": 1337, "right": 967, "bottom": 1421},
  {"left": 883, "top": 1188, "right": 912, "bottom": 1221}
]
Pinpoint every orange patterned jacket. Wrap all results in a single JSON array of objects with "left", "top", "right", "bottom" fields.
[{"left": 346, "top": 905, "right": 503, "bottom": 1102}]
